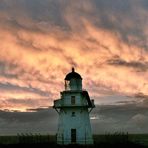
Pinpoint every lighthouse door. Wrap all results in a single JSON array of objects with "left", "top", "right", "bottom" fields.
[{"left": 71, "top": 129, "right": 76, "bottom": 143}]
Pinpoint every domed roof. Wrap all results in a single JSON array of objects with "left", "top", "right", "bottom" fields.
[{"left": 65, "top": 68, "right": 82, "bottom": 80}]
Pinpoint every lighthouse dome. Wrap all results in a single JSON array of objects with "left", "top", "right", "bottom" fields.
[
  {"left": 65, "top": 68, "right": 82, "bottom": 90},
  {"left": 65, "top": 68, "right": 82, "bottom": 80}
]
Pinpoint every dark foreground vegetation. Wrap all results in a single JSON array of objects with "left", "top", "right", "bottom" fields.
[{"left": 0, "top": 133, "right": 148, "bottom": 148}]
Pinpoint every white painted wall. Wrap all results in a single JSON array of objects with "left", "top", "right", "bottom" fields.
[{"left": 55, "top": 91, "right": 94, "bottom": 145}]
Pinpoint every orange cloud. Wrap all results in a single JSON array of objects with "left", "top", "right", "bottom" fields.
[{"left": 0, "top": 0, "right": 147, "bottom": 111}]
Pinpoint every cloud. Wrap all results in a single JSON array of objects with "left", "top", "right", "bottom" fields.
[
  {"left": 0, "top": 0, "right": 147, "bottom": 111},
  {"left": 91, "top": 103, "right": 148, "bottom": 134},
  {"left": 0, "top": 108, "right": 58, "bottom": 135},
  {"left": 107, "top": 56, "right": 148, "bottom": 71},
  {"left": 130, "top": 114, "right": 148, "bottom": 128},
  {"left": 1, "top": 103, "right": 148, "bottom": 135}
]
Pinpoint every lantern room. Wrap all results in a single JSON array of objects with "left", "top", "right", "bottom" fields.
[{"left": 65, "top": 68, "right": 82, "bottom": 91}]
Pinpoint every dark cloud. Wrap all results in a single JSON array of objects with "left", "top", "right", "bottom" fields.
[
  {"left": 135, "top": 92, "right": 148, "bottom": 99},
  {"left": 0, "top": 107, "right": 58, "bottom": 135},
  {"left": 0, "top": 103, "right": 148, "bottom": 135},
  {"left": 91, "top": 103, "right": 148, "bottom": 134},
  {"left": 0, "top": 107, "right": 55, "bottom": 123},
  {"left": 0, "top": 83, "right": 49, "bottom": 97},
  {"left": 0, "top": 0, "right": 69, "bottom": 32},
  {"left": 93, "top": 0, "right": 148, "bottom": 50},
  {"left": 107, "top": 56, "right": 148, "bottom": 71},
  {"left": 1, "top": 0, "right": 148, "bottom": 51}
]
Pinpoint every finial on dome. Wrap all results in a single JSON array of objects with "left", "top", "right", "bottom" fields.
[
  {"left": 65, "top": 67, "right": 82, "bottom": 80},
  {"left": 72, "top": 67, "right": 75, "bottom": 72}
]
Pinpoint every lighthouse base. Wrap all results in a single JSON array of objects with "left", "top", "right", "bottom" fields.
[
  {"left": 56, "top": 134, "right": 94, "bottom": 145},
  {"left": 57, "top": 139, "right": 94, "bottom": 145}
]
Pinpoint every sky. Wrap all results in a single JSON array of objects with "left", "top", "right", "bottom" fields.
[{"left": 0, "top": 0, "right": 148, "bottom": 134}]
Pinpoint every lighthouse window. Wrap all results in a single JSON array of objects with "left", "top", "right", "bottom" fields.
[
  {"left": 72, "top": 112, "right": 76, "bottom": 117},
  {"left": 71, "top": 96, "right": 75, "bottom": 105}
]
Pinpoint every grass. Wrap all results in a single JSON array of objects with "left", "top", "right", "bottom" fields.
[{"left": 0, "top": 133, "right": 148, "bottom": 147}]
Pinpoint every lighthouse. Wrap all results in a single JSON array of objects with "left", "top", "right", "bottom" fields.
[{"left": 53, "top": 68, "right": 95, "bottom": 145}]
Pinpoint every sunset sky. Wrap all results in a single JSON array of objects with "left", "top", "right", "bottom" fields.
[{"left": 0, "top": 0, "right": 148, "bottom": 135}]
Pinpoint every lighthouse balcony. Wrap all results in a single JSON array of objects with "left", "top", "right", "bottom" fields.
[
  {"left": 53, "top": 99, "right": 94, "bottom": 108},
  {"left": 90, "top": 99, "right": 95, "bottom": 108},
  {"left": 53, "top": 99, "right": 62, "bottom": 108}
]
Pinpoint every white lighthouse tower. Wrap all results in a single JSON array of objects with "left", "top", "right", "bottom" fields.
[{"left": 53, "top": 68, "right": 95, "bottom": 145}]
